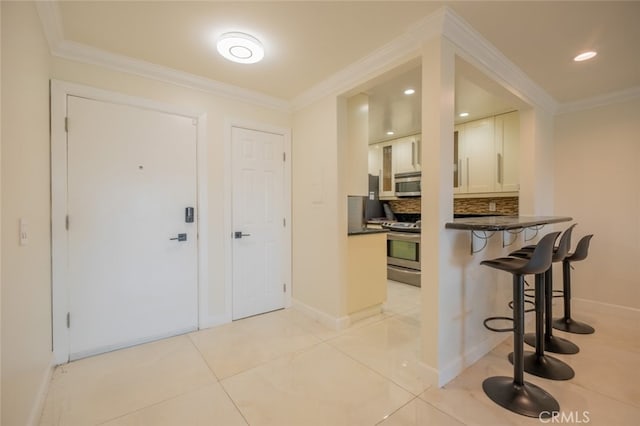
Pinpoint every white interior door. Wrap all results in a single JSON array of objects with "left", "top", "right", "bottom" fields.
[
  {"left": 67, "top": 95, "right": 198, "bottom": 360},
  {"left": 232, "top": 127, "right": 285, "bottom": 320}
]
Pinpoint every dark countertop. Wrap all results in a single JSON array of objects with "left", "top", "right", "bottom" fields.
[
  {"left": 445, "top": 215, "right": 572, "bottom": 231},
  {"left": 348, "top": 228, "right": 389, "bottom": 236}
]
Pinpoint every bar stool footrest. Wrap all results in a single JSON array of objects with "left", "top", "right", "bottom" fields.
[{"left": 483, "top": 316, "right": 514, "bottom": 332}]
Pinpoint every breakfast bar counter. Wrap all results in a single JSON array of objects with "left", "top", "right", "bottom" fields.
[
  {"left": 445, "top": 215, "right": 573, "bottom": 253},
  {"left": 445, "top": 215, "right": 572, "bottom": 231}
]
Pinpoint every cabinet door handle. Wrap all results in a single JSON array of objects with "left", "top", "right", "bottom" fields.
[
  {"left": 466, "top": 158, "right": 470, "bottom": 188},
  {"left": 411, "top": 141, "right": 416, "bottom": 168},
  {"left": 457, "top": 159, "right": 462, "bottom": 188},
  {"left": 497, "top": 153, "right": 503, "bottom": 184}
]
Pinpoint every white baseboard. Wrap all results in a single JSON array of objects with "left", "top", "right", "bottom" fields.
[
  {"left": 572, "top": 298, "right": 640, "bottom": 321},
  {"left": 27, "top": 353, "right": 56, "bottom": 426},
  {"left": 437, "top": 332, "right": 510, "bottom": 387},
  {"left": 291, "top": 298, "right": 349, "bottom": 331},
  {"left": 348, "top": 304, "right": 383, "bottom": 324}
]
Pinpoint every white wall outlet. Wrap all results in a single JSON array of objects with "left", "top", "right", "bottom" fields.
[
  {"left": 19, "top": 218, "right": 29, "bottom": 246},
  {"left": 489, "top": 201, "right": 496, "bottom": 212}
]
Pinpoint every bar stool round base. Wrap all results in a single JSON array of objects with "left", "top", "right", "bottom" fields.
[
  {"left": 524, "top": 333, "right": 579, "bottom": 354},
  {"left": 508, "top": 352, "right": 575, "bottom": 380},
  {"left": 552, "top": 317, "right": 595, "bottom": 335},
  {"left": 482, "top": 376, "right": 560, "bottom": 418}
]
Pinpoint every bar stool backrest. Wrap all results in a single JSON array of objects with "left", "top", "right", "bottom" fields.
[
  {"left": 566, "top": 234, "right": 594, "bottom": 263},
  {"left": 522, "top": 231, "right": 561, "bottom": 275},
  {"left": 552, "top": 223, "right": 577, "bottom": 262}
]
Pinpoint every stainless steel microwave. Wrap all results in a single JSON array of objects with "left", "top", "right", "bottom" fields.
[{"left": 395, "top": 171, "right": 421, "bottom": 197}]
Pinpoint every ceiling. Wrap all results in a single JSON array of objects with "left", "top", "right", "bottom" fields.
[
  {"left": 52, "top": 1, "right": 640, "bottom": 145},
  {"left": 55, "top": 1, "right": 640, "bottom": 105}
]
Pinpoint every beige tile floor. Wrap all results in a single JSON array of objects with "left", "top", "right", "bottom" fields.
[{"left": 40, "top": 280, "right": 640, "bottom": 425}]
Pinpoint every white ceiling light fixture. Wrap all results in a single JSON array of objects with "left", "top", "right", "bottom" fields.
[
  {"left": 217, "top": 32, "right": 264, "bottom": 64},
  {"left": 574, "top": 51, "right": 597, "bottom": 62},
  {"left": 404, "top": 88, "right": 415, "bottom": 95},
  {"left": 459, "top": 112, "right": 469, "bottom": 117},
  {"left": 386, "top": 131, "right": 395, "bottom": 136}
]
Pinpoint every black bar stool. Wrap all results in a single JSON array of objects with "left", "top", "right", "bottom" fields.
[
  {"left": 480, "top": 231, "right": 560, "bottom": 418},
  {"left": 511, "top": 224, "right": 580, "bottom": 355},
  {"left": 553, "top": 234, "right": 596, "bottom": 334}
]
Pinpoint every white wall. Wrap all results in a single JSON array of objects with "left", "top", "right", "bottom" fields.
[
  {"left": 1, "top": 3, "right": 53, "bottom": 425},
  {"left": 554, "top": 98, "right": 640, "bottom": 310},
  {"left": 291, "top": 96, "right": 346, "bottom": 321},
  {"left": 346, "top": 93, "right": 369, "bottom": 196},
  {"left": 1, "top": 2, "right": 291, "bottom": 424}
]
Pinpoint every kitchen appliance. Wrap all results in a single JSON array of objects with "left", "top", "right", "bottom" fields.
[
  {"left": 365, "top": 174, "right": 384, "bottom": 220},
  {"left": 395, "top": 171, "right": 421, "bottom": 197},
  {"left": 347, "top": 195, "right": 366, "bottom": 233},
  {"left": 382, "top": 220, "right": 421, "bottom": 286}
]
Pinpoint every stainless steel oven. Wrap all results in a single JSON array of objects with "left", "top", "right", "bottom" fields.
[
  {"left": 395, "top": 171, "right": 421, "bottom": 197},
  {"left": 386, "top": 230, "right": 420, "bottom": 287}
]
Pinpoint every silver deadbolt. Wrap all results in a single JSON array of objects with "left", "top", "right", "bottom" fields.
[
  {"left": 170, "top": 233, "right": 187, "bottom": 241},
  {"left": 234, "top": 231, "right": 251, "bottom": 239}
]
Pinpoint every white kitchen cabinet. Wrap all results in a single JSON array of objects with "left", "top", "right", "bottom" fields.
[
  {"left": 379, "top": 142, "right": 395, "bottom": 197},
  {"left": 495, "top": 111, "right": 520, "bottom": 192},
  {"left": 454, "top": 112, "right": 519, "bottom": 195},
  {"left": 455, "top": 117, "right": 496, "bottom": 193},
  {"left": 369, "top": 134, "right": 421, "bottom": 198},
  {"left": 394, "top": 136, "right": 421, "bottom": 173}
]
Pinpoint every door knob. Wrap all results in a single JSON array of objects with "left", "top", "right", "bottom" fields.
[
  {"left": 170, "top": 233, "right": 187, "bottom": 241},
  {"left": 234, "top": 231, "right": 251, "bottom": 239}
]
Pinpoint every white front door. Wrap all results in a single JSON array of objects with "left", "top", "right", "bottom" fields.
[
  {"left": 66, "top": 95, "right": 198, "bottom": 360},
  {"left": 231, "top": 127, "right": 286, "bottom": 320}
]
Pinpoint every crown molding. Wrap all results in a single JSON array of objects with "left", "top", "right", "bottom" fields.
[
  {"left": 37, "top": 2, "right": 562, "bottom": 116},
  {"left": 440, "top": 8, "right": 559, "bottom": 114},
  {"left": 292, "top": 6, "right": 559, "bottom": 115},
  {"left": 556, "top": 86, "right": 640, "bottom": 115},
  {"left": 35, "top": 1, "right": 289, "bottom": 112},
  {"left": 290, "top": 8, "right": 448, "bottom": 111}
]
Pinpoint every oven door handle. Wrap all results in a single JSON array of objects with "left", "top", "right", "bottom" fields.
[{"left": 388, "top": 232, "right": 421, "bottom": 242}]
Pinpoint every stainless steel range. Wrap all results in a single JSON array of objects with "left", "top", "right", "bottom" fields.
[{"left": 382, "top": 220, "right": 421, "bottom": 287}]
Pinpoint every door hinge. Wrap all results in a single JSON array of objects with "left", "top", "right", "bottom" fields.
[
  {"left": 283, "top": 283, "right": 286, "bottom": 292},
  {"left": 282, "top": 152, "right": 286, "bottom": 162},
  {"left": 65, "top": 215, "right": 69, "bottom": 230},
  {"left": 283, "top": 217, "right": 286, "bottom": 227},
  {"left": 66, "top": 312, "right": 70, "bottom": 328},
  {"left": 64, "top": 117, "right": 69, "bottom": 132}
]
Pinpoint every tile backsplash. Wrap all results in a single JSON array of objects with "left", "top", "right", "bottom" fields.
[
  {"left": 454, "top": 196, "right": 519, "bottom": 215},
  {"left": 388, "top": 198, "right": 421, "bottom": 213},
  {"left": 387, "top": 196, "right": 519, "bottom": 215}
]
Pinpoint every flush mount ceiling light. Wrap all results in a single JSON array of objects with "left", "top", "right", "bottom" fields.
[
  {"left": 574, "top": 51, "right": 597, "bottom": 62},
  {"left": 217, "top": 32, "right": 264, "bottom": 64},
  {"left": 459, "top": 112, "right": 469, "bottom": 117},
  {"left": 404, "top": 88, "right": 416, "bottom": 95},
  {"left": 386, "top": 131, "right": 395, "bottom": 136}
]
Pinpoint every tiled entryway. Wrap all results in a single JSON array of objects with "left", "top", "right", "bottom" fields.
[{"left": 40, "top": 281, "right": 640, "bottom": 425}]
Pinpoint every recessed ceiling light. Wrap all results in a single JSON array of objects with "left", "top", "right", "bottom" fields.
[
  {"left": 574, "top": 51, "right": 597, "bottom": 62},
  {"left": 217, "top": 32, "right": 264, "bottom": 64},
  {"left": 404, "top": 88, "right": 415, "bottom": 95},
  {"left": 386, "top": 131, "right": 395, "bottom": 136},
  {"left": 459, "top": 112, "right": 469, "bottom": 117}
]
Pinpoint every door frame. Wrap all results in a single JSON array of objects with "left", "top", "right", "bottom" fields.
[
  {"left": 224, "top": 120, "right": 292, "bottom": 321},
  {"left": 51, "top": 80, "right": 209, "bottom": 364}
]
